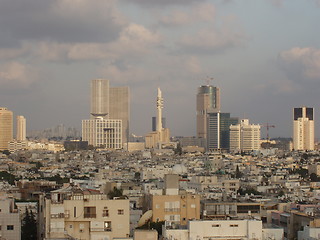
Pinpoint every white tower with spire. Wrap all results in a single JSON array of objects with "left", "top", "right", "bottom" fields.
[{"left": 156, "top": 88, "right": 163, "bottom": 133}]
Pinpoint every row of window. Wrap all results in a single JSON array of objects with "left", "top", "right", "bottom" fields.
[{"left": 0, "top": 225, "right": 14, "bottom": 230}]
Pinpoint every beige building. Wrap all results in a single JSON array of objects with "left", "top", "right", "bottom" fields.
[
  {"left": 293, "top": 107, "right": 314, "bottom": 150},
  {"left": 230, "top": 119, "right": 261, "bottom": 152},
  {"left": 0, "top": 107, "right": 13, "bottom": 151},
  {"left": 151, "top": 193, "right": 200, "bottom": 225},
  {"left": 16, "top": 115, "right": 26, "bottom": 141},
  {"left": 109, "top": 86, "right": 130, "bottom": 144},
  {"left": 196, "top": 85, "right": 220, "bottom": 140},
  {"left": 82, "top": 118, "right": 122, "bottom": 149},
  {"left": 0, "top": 195, "right": 21, "bottom": 240},
  {"left": 39, "top": 184, "right": 130, "bottom": 240}
]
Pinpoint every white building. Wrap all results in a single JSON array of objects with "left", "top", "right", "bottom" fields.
[
  {"left": 293, "top": 107, "right": 314, "bottom": 150},
  {"left": 16, "top": 115, "right": 26, "bottom": 141},
  {"left": 163, "top": 219, "right": 283, "bottom": 240},
  {"left": 82, "top": 118, "right": 122, "bottom": 149},
  {"left": 230, "top": 119, "right": 261, "bottom": 152}
]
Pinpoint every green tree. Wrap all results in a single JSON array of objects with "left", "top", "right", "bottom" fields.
[
  {"left": 0, "top": 171, "right": 16, "bottom": 185},
  {"left": 235, "top": 165, "right": 242, "bottom": 179},
  {"left": 310, "top": 173, "right": 318, "bottom": 182},
  {"left": 21, "top": 208, "right": 37, "bottom": 240},
  {"left": 107, "top": 187, "right": 123, "bottom": 199}
]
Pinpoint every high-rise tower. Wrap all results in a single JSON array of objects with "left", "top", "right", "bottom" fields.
[
  {"left": 83, "top": 79, "right": 129, "bottom": 148},
  {"left": 197, "top": 85, "right": 220, "bottom": 140},
  {"left": 16, "top": 115, "right": 26, "bottom": 141},
  {"left": 90, "top": 79, "right": 109, "bottom": 118},
  {"left": 293, "top": 107, "right": 314, "bottom": 150},
  {"left": 109, "top": 86, "right": 130, "bottom": 144},
  {"left": 0, "top": 107, "right": 13, "bottom": 151}
]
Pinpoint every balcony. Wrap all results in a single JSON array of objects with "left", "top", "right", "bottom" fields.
[
  {"left": 84, "top": 213, "right": 96, "bottom": 218},
  {"left": 164, "top": 208, "right": 180, "bottom": 212}
]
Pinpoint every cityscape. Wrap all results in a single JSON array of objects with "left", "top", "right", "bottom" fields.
[{"left": 0, "top": 1, "right": 320, "bottom": 240}]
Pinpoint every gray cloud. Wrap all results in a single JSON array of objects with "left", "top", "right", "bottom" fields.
[
  {"left": 121, "top": 0, "right": 205, "bottom": 7},
  {"left": 279, "top": 47, "right": 320, "bottom": 81},
  {"left": 0, "top": 0, "right": 125, "bottom": 46}
]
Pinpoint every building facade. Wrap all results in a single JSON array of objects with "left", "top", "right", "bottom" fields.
[
  {"left": 109, "top": 86, "right": 130, "bottom": 144},
  {"left": 230, "top": 119, "right": 261, "bottom": 152},
  {"left": 38, "top": 185, "right": 130, "bottom": 240},
  {"left": 82, "top": 119, "right": 122, "bottom": 149},
  {"left": 293, "top": 107, "right": 314, "bottom": 150},
  {"left": 0, "top": 107, "right": 13, "bottom": 151},
  {"left": 196, "top": 85, "right": 220, "bottom": 140},
  {"left": 16, "top": 115, "right": 26, "bottom": 141},
  {"left": 207, "top": 112, "right": 238, "bottom": 151}
]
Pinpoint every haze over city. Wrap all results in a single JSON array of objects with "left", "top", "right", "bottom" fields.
[{"left": 0, "top": 0, "right": 320, "bottom": 138}]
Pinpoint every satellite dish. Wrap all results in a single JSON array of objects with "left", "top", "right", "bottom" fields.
[{"left": 137, "top": 210, "right": 153, "bottom": 227}]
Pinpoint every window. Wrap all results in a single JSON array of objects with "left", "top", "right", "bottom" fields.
[
  {"left": 69, "top": 225, "right": 73, "bottom": 229},
  {"left": 230, "top": 224, "right": 238, "bottom": 227},
  {"left": 118, "top": 209, "right": 124, "bottom": 215},
  {"left": 84, "top": 207, "right": 96, "bottom": 218},
  {"left": 103, "top": 208, "right": 109, "bottom": 217},
  {"left": 74, "top": 207, "right": 76, "bottom": 217},
  {"left": 104, "top": 221, "right": 112, "bottom": 231},
  {"left": 212, "top": 224, "right": 220, "bottom": 227},
  {"left": 7, "top": 225, "right": 14, "bottom": 230}
]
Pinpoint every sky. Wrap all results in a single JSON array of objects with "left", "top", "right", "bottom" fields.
[{"left": 0, "top": 0, "right": 320, "bottom": 138}]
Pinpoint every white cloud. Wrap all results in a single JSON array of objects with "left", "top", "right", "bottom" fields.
[
  {"left": 280, "top": 47, "right": 320, "bottom": 79},
  {"left": 0, "top": 62, "right": 39, "bottom": 89},
  {"left": 160, "top": 3, "right": 215, "bottom": 26}
]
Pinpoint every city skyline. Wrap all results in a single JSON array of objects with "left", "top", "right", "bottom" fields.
[{"left": 0, "top": 0, "right": 319, "bottom": 138}]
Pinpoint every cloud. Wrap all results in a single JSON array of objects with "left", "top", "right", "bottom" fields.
[
  {"left": 159, "top": 3, "right": 215, "bottom": 26},
  {"left": 0, "top": 62, "right": 39, "bottom": 89},
  {"left": 177, "top": 17, "right": 246, "bottom": 54},
  {"left": 120, "top": 0, "right": 205, "bottom": 7},
  {"left": 279, "top": 47, "right": 320, "bottom": 79},
  {"left": 0, "top": 0, "right": 125, "bottom": 46},
  {"left": 32, "top": 23, "right": 161, "bottom": 61}
]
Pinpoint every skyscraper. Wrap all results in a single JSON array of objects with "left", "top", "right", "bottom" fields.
[
  {"left": 207, "top": 112, "right": 238, "bottom": 151},
  {"left": 84, "top": 79, "right": 130, "bottom": 146},
  {"left": 0, "top": 107, "right": 13, "bottom": 151},
  {"left": 197, "top": 85, "right": 220, "bottom": 140},
  {"left": 16, "top": 115, "right": 26, "bottom": 141},
  {"left": 91, "top": 79, "right": 109, "bottom": 118},
  {"left": 293, "top": 107, "right": 314, "bottom": 150},
  {"left": 109, "top": 86, "right": 130, "bottom": 144},
  {"left": 229, "top": 119, "right": 261, "bottom": 152}
]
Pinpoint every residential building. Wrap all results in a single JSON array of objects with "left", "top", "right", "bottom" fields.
[
  {"left": 151, "top": 193, "right": 200, "bottom": 225},
  {"left": 293, "top": 106, "right": 314, "bottom": 150},
  {"left": 16, "top": 115, "right": 26, "bottom": 141},
  {"left": 196, "top": 85, "right": 220, "bottom": 140},
  {"left": 0, "top": 195, "right": 21, "bottom": 240},
  {"left": 163, "top": 219, "right": 283, "bottom": 240},
  {"left": 0, "top": 107, "right": 13, "bottom": 151},
  {"left": 207, "top": 112, "right": 238, "bottom": 150},
  {"left": 230, "top": 119, "right": 261, "bottom": 152},
  {"left": 38, "top": 184, "right": 130, "bottom": 240}
]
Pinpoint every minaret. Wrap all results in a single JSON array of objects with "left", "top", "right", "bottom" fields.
[{"left": 156, "top": 88, "right": 163, "bottom": 132}]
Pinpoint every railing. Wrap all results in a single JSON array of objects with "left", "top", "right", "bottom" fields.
[
  {"left": 84, "top": 213, "right": 96, "bottom": 218},
  {"left": 51, "top": 213, "right": 65, "bottom": 218},
  {"left": 164, "top": 208, "right": 180, "bottom": 212}
]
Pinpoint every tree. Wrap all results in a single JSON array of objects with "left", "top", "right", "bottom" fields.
[
  {"left": 235, "top": 165, "right": 242, "bottom": 179},
  {"left": 107, "top": 187, "right": 123, "bottom": 199},
  {"left": 310, "top": 173, "right": 318, "bottom": 182},
  {"left": 21, "top": 208, "right": 37, "bottom": 240}
]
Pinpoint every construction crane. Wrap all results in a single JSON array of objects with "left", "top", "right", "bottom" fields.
[{"left": 261, "top": 123, "right": 275, "bottom": 142}]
